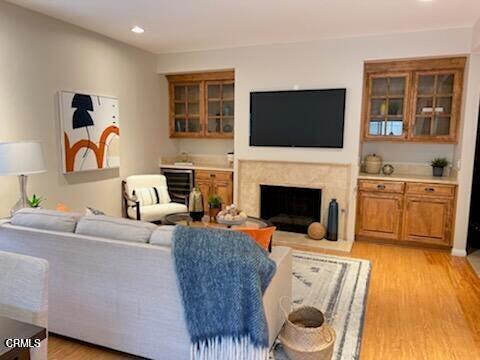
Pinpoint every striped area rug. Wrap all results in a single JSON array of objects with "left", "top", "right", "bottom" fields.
[{"left": 270, "top": 251, "right": 371, "bottom": 360}]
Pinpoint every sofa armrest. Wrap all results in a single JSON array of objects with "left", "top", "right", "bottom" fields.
[{"left": 264, "top": 246, "right": 292, "bottom": 348}]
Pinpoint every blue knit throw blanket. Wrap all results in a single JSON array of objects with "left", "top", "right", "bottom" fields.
[{"left": 172, "top": 225, "right": 277, "bottom": 360}]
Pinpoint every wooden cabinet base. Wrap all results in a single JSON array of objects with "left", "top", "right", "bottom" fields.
[
  {"left": 194, "top": 170, "right": 233, "bottom": 210},
  {"left": 356, "top": 179, "right": 456, "bottom": 249}
]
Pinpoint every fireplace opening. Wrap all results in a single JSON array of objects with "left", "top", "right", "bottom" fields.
[{"left": 260, "top": 185, "right": 321, "bottom": 234}]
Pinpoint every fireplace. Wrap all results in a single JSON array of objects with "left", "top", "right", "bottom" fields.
[{"left": 260, "top": 185, "right": 321, "bottom": 234}]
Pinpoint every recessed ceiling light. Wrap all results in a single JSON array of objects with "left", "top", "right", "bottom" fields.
[{"left": 131, "top": 26, "right": 144, "bottom": 34}]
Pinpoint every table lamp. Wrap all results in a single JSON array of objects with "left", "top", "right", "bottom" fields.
[{"left": 0, "top": 141, "right": 46, "bottom": 215}]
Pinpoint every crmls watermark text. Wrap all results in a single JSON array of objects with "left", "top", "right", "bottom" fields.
[{"left": 4, "top": 338, "right": 41, "bottom": 348}]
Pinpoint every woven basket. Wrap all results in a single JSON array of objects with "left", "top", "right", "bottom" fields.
[{"left": 279, "top": 304, "right": 336, "bottom": 360}]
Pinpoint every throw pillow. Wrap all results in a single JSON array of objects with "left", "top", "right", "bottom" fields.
[
  {"left": 134, "top": 187, "right": 162, "bottom": 206},
  {"left": 56, "top": 203, "right": 70, "bottom": 212},
  {"left": 85, "top": 207, "right": 105, "bottom": 216},
  {"left": 158, "top": 186, "right": 172, "bottom": 204},
  {"left": 236, "top": 226, "right": 276, "bottom": 251}
]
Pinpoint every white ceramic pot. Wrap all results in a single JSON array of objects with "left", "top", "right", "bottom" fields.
[{"left": 364, "top": 154, "right": 383, "bottom": 174}]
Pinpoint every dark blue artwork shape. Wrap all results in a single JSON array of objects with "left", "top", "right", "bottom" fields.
[{"left": 72, "top": 94, "right": 94, "bottom": 129}]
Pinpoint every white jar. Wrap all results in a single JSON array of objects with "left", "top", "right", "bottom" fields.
[{"left": 364, "top": 154, "right": 383, "bottom": 174}]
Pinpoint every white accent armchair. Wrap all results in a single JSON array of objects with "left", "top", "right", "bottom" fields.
[
  {"left": 122, "top": 174, "right": 188, "bottom": 223},
  {"left": 0, "top": 250, "right": 49, "bottom": 360}
]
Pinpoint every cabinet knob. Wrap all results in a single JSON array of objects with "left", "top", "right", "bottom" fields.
[
  {"left": 424, "top": 187, "right": 435, "bottom": 192},
  {"left": 377, "top": 184, "right": 386, "bottom": 190}
]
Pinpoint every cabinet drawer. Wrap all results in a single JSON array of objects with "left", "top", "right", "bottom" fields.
[
  {"left": 195, "top": 170, "right": 233, "bottom": 182},
  {"left": 195, "top": 170, "right": 212, "bottom": 180},
  {"left": 358, "top": 180, "right": 405, "bottom": 193},
  {"left": 212, "top": 171, "right": 233, "bottom": 181},
  {"left": 405, "top": 183, "right": 455, "bottom": 197}
]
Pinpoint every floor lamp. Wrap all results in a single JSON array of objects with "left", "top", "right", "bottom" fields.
[{"left": 0, "top": 141, "right": 46, "bottom": 216}]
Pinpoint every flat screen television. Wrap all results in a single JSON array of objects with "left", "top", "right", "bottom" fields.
[{"left": 249, "top": 88, "right": 346, "bottom": 148}]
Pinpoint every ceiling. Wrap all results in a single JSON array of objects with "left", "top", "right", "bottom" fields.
[{"left": 7, "top": 0, "right": 480, "bottom": 54}]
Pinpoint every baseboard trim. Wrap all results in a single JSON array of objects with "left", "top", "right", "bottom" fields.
[
  {"left": 451, "top": 248, "right": 467, "bottom": 257},
  {"left": 355, "top": 235, "right": 451, "bottom": 251}
]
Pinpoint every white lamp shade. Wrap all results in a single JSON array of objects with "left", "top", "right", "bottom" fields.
[{"left": 0, "top": 141, "right": 46, "bottom": 176}]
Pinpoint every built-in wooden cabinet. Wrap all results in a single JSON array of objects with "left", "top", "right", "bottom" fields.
[
  {"left": 167, "top": 71, "right": 234, "bottom": 139},
  {"left": 362, "top": 57, "right": 465, "bottom": 143},
  {"left": 403, "top": 195, "right": 453, "bottom": 246},
  {"left": 195, "top": 170, "right": 233, "bottom": 210},
  {"left": 357, "top": 191, "right": 403, "bottom": 241},
  {"left": 356, "top": 179, "right": 456, "bottom": 248}
]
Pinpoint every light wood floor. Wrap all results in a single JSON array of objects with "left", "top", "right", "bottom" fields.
[{"left": 48, "top": 241, "right": 480, "bottom": 360}]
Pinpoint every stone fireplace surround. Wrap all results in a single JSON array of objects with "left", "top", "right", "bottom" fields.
[{"left": 237, "top": 160, "right": 352, "bottom": 241}]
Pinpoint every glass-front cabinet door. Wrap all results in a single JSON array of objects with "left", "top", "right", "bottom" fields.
[
  {"left": 206, "top": 81, "right": 234, "bottom": 138},
  {"left": 365, "top": 73, "right": 409, "bottom": 140},
  {"left": 410, "top": 70, "right": 461, "bottom": 142},
  {"left": 171, "top": 83, "right": 202, "bottom": 136}
]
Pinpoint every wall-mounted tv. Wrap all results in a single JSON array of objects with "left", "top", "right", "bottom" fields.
[{"left": 249, "top": 88, "right": 346, "bottom": 148}]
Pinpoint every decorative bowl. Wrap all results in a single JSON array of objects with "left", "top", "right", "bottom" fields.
[{"left": 216, "top": 216, "right": 247, "bottom": 226}]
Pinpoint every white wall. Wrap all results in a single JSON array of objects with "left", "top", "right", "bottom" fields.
[
  {"left": 174, "top": 139, "right": 234, "bottom": 156},
  {"left": 0, "top": 2, "right": 170, "bottom": 216},
  {"left": 157, "top": 28, "right": 472, "bottom": 245},
  {"left": 452, "top": 51, "right": 480, "bottom": 255},
  {"left": 361, "top": 143, "right": 455, "bottom": 164},
  {"left": 473, "top": 19, "right": 480, "bottom": 51}
]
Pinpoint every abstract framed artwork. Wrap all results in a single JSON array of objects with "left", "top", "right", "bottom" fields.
[{"left": 59, "top": 91, "right": 120, "bottom": 173}]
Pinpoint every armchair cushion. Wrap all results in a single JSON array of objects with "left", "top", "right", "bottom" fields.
[{"left": 127, "top": 203, "right": 187, "bottom": 223}]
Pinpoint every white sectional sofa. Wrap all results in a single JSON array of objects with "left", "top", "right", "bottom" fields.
[{"left": 0, "top": 210, "right": 292, "bottom": 360}]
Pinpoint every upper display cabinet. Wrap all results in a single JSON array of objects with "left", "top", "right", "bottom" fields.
[
  {"left": 167, "top": 70, "right": 234, "bottom": 139},
  {"left": 362, "top": 57, "right": 466, "bottom": 143}
]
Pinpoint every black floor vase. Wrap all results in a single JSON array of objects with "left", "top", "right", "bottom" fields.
[{"left": 326, "top": 199, "right": 338, "bottom": 241}]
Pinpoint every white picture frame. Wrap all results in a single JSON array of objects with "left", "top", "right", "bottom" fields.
[{"left": 59, "top": 90, "right": 120, "bottom": 173}]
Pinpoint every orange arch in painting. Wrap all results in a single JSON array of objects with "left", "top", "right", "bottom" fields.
[{"left": 64, "top": 125, "right": 119, "bottom": 172}]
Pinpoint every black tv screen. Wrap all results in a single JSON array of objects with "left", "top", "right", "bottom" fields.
[{"left": 249, "top": 89, "right": 346, "bottom": 148}]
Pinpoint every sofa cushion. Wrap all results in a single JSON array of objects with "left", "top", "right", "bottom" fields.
[
  {"left": 127, "top": 202, "right": 187, "bottom": 222},
  {"left": 11, "top": 208, "right": 82, "bottom": 233},
  {"left": 150, "top": 226, "right": 175, "bottom": 246},
  {"left": 75, "top": 215, "right": 157, "bottom": 243}
]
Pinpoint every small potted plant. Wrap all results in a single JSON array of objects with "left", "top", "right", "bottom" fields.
[
  {"left": 27, "top": 194, "right": 44, "bottom": 208},
  {"left": 208, "top": 194, "right": 223, "bottom": 221},
  {"left": 430, "top": 158, "right": 449, "bottom": 177}
]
